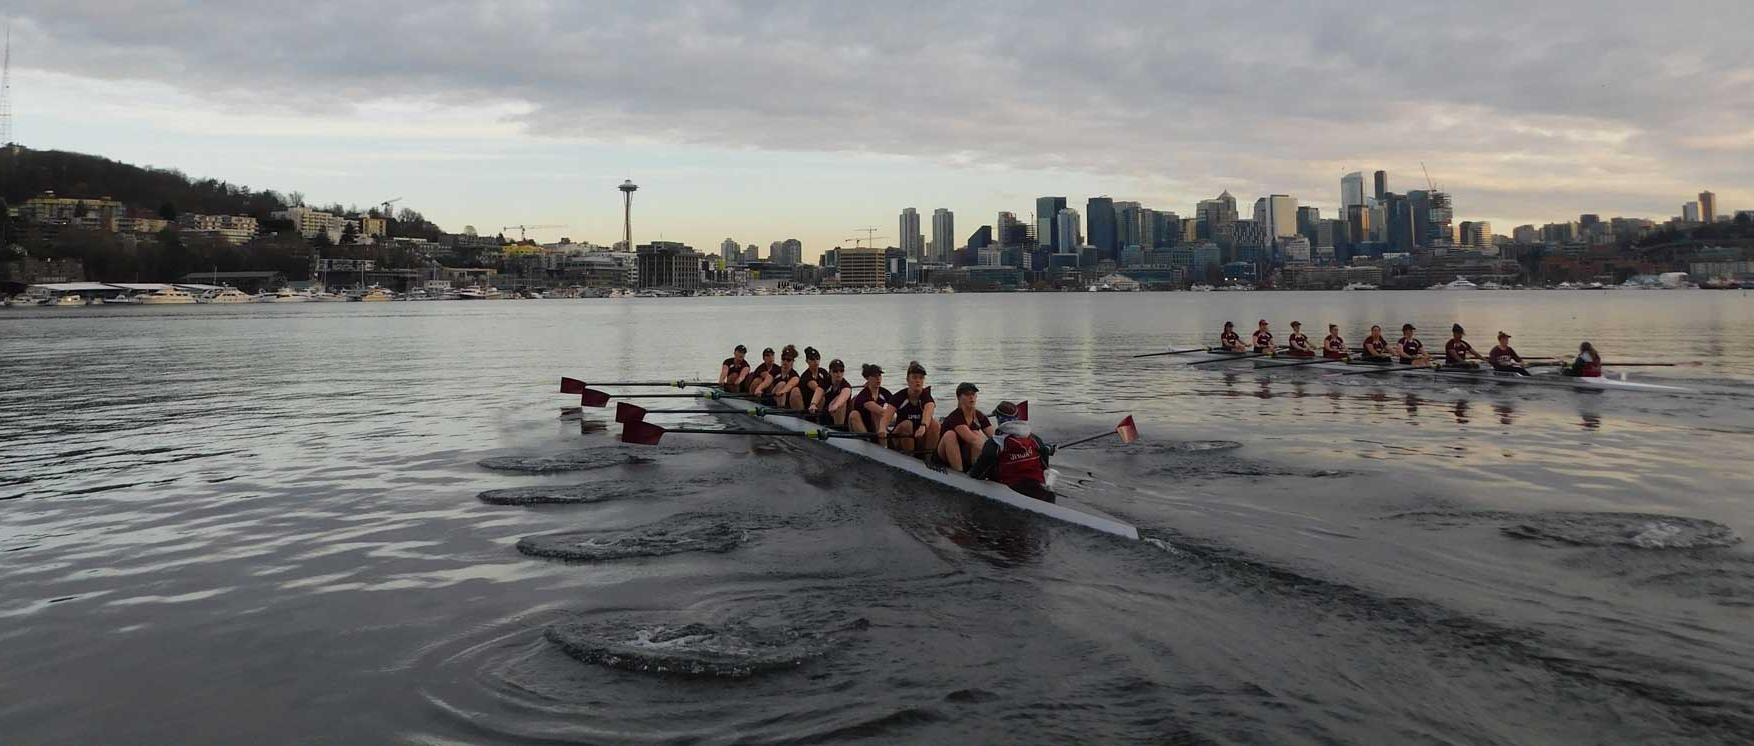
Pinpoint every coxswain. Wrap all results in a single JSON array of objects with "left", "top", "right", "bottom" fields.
[
  {"left": 885, "top": 361, "right": 940, "bottom": 457},
  {"left": 1251, "top": 319, "right": 1275, "bottom": 354},
  {"left": 1219, "top": 321, "right": 1247, "bottom": 352},
  {"left": 809, "top": 358, "right": 854, "bottom": 427},
  {"left": 968, "top": 401, "right": 1055, "bottom": 502},
  {"left": 745, "top": 347, "right": 779, "bottom": 395},
  {"left": 1360, "top": 325, "right": 1393, "bottom": 363},
  {"left": 1396, "top": 323, "right": 1431, "bottom": 367},
  {"left": 1322, "top": 324, "right": 1350, "bottom": 360},
  {"left": 846, "top": 363, "right": 894, "bottom": 443},
  {"left": 1284, "top": 321, "right": 1315, "bottom": 358},
  {"left": 764, "top": 345, "right": 803, "bottom": 406},
  {"left": 1488, "top": 332, "right": 1530, "bottom": 376},
  {"left": 1562, "top": 342, "right": 1603, "bottom": 378},
  {"left": 793, "top": 346, "right": 831, "bottom": 411},
  {"left": 719, "top": 344, "right": 751, "bottom": 391},
  {"left": 935, "top": 382, "right": 995, "bottom": 472},
  {"left": 1442, "top": 324, "right": 1485, "bottom": 369}
]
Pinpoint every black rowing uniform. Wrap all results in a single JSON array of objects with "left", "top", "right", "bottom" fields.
[
  {"left": 1397, "top": 337, "right": 1425, "bottom": 365},
  {"left": 1251, "top": 329, "right": 1273, "bottom": 353},
  {"left": 1361, "top": 337, "right": 1392, "bottom": 362}
]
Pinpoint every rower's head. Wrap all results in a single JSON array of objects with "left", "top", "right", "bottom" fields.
[
  {"left": 1223, "top": 321, "right": 1234, "bottom": 330},
  {"left": 733, "top": 344, "right": 747, "bottom": 359},
  {"left": 829, "top": 358, "right": 846, "bottom": 381},
  {"left": 861, "top": 363, "right": 883, "bottom": 386},
  {"left": 1497, "top": 331, "right": 1511, "bottom": 343},
  {"left": 1328, "top": 323, "right": 1339, "bottom": 333},
  {"left": 1258, "top": 319, "right": 1269, "bottom": 328},
  {"left": 803, "top": 347, "right": 821, "bottom": 367},
  {"left": 1369, "top": 324, "right": 1383, "bottom": 336},
  {"left": 992, "top": 400, "right": 1020, "bottom": 425},
  {"left": 955, "top": 381, "right": 979, "bottom": 407},
  {"left": 1452, "top": 324, "right": 1466, "bottom": 338},
  {"left": 761, "top": 347, "right": 775, "bottom": 363},
  {"left": 906, "top": 361, "right": 927, "bottom": 391},
  {"left": 780, "top": 344, "right": 798, "bottom": 367},
  {"left": 1401, "top": 323, "right": 1416, "bottom": 337},
  {"left": 1290, "top": 321, "right": 1302, "bottom": 331},
  {"left": 1579, "top": 341, "right": 1595, "bottom": 353}
]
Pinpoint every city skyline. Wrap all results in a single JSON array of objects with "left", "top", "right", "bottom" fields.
[{"left": 4, "top": 2, "right": 1751, "bottom": 261}]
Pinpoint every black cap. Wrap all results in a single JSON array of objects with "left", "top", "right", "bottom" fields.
[
  {"left": 1452, "top": 324, "right": 1464, "bottom": 334},
  {"left": 1497, "top": 331, "right": 1510, "bottom": 339},
  {"left": 1402, "top": 323, "right": 1416, "bottom": 331},
  {"left": 762, "top": 347, "right": 775, "bottom": 355},
  {"left": 956, "top": 382, "right": 979, "bottom": 395},
  {"left": 861, "top": 363, "right": 883, "bottom": 378},
  {"left": 829, "top": 358, "right": 845, "bottom": 371},
  {"left": 1290, "top": 320, "right": 1302, "bottom": 327},
  {"left": 734, "top": 344, "right": 747, "bottom": 353},
  {"left": 804, "top": 346, "right": 820, "bottom": 360},
  {"left": 992, "top": 401, "right": 1019, "bottom": 418},
  {"left": 1224, "top": 321, "right": 1234, "bottom": 327}
]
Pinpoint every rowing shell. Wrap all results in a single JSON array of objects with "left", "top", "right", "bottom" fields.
[
  {"left": 1412, "top": 367, "right": 1695, "bottom": 393},
  {"left": 711, "top": 404, "right": 1141, "bottom": 541}
]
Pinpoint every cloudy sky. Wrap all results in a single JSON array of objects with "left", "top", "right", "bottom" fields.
[{"left": 7, "top": 1, "right": 1751, "bottom": 258}]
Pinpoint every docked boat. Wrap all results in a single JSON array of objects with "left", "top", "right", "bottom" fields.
[
  {"left": 47, "top": 293, "right": 88, "bottom": 307},
  {"left": 1342, "top": 282, "right": 1378, "bottom": 291},
  {"left": 1439, "top": 276, "right": 1479, "bottom": 290},
  {"left": 354, "top": 286, "right": 394, "bottom": 302},
  {"left": 261, "top": 288, "right": 313, "bottom": 303},
  {"left": 455, "top": 286, "right": 502, "bottom": 300},
  {"left": 200, "top": 287, "right": 255, "bottom": 304},
  {"left": 138, "top": 287, "right": 199, "bottom": 305}
]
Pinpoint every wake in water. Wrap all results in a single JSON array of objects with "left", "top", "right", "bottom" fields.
[
  {"left": 517, "top": 511, "right": 754, "bottom": 561},
  {"left": 545, "top": 616, "right": 870, "bottom": 679}
]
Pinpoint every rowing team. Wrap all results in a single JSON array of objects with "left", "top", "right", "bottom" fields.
[
  {"left": 1217, "top": 319, "right": 1605, "bottom": 377},
  {"left": 716, "top": 344, "right": 1058, "bottom": 500}
]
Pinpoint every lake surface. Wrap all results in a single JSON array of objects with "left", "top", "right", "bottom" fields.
[{"left": 3, "top": 290, "right": 1753, "bottom": 745}]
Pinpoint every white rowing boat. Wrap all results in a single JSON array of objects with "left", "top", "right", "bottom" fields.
[
  {"left": 710, "top": 402, "right": 1141, "bottom": 541},
  {"left": 1215, "top": 354, "right": 1694, "bottom": 393}
]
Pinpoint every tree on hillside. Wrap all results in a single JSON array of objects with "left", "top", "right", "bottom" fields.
[{"left": 159, "top": 202, "right": 178, "bottom": 221}]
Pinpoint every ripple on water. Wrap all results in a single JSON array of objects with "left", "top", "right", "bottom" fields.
[
  {"left": 1384, "top": 509, "right": 1742, "bottom": 550},
  {"left": 544, "top": 616, "right": 869, "bottom": 679},
  {"left": 477, "top": 474, "right": 729, "bottom": 505},
  {"left": 476, "top": 450, "right": 657, "bottom": 473},
  {"left": 516, "top": 512, "right": 751, "bottom": 561}
]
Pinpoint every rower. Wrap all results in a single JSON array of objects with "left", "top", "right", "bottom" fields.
[
  {"left": 1488, "top": 332, "right": 1530, "bottom": 376},
  {"left": 1562, "top": 342, "right": 1603, "bottom": 378},
  {"left": 1360, "top": 325, "right": 1393, "bottom": 363},
  {"left": 935, "top": 382, "right": 995, "bottom": 472},
  {"left": 1396, "top": 323, "right": 1431, "bottom": 367},
  {"left": 968, "top": 401, "right": 1055, "bottom": 502},
  {"left": 1442, "top": 324, "right": 1485, "bottom": 369},
  {"left": 765, "top": 345, "right": 803, "bottom": 406},
  {"left": 885, "top": 361, "right": 940, "bottom": 457},
  {"left": 1219, "top": 322, "right": 1247, "bottom": 352},
  {"left": 719, "top": 344, "right": 751, "bottom": 391},
  {"left": 1322, "top": 324, "right": 1350, "bottom": 360},
  {"left": 846, "top": 363, "right": 894, "bottom": 442},
  {"left": 1284, "top": 321, "right": 1315, "bottom": 358},
  {"left": 794, "top": 346, "right": 832, "bottom": 411},
  {"left": 1251, "top": 319, "right": 1275, "bottom": 354},
  {"left": 809, "top": 358, "right": 854, "bottom": 427},
  {"left": 746, "top": 347, "right": 779, "bottom": 395}
]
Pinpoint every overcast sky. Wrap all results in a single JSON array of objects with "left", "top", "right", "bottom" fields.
[{"left": 7, "top": 1, "right": 1752, "bottom": 258}]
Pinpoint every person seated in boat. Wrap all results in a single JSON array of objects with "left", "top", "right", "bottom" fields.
[
  {"left": 1322, "top": 324, "right": 1350, "bottom": 360},
  {"left": 1360, "top": 325, "right": 1393, "bottom": 363},
  {"left": 719, "top": 344, "right": 751, "bottom": 391},
  {"left": 1218, "top": 321, "right": 1247, "bottom": 352},
  {"left": 1562, "top": 341, "right": 1603, "bottom": 377},
  {"left": 763, "top": 345, "right": 803, "bottom": 407},
  {"left": 1442, "top": 324, "right": 1486, "bottom": 369},
  {"left": 745, "top": 347, "right": 780, "bottom": 395},
  {"left": 1284, "top": 321, "right": 1316, "bottom": 358},
  {"left": 935, "top": 382, "right": 995, "bottom": 472},
  {"left": 846, "top": 363, "right": 895, "bottom": 443},
  {"left": 809, "top": 358, "right": 854, "bottom": 427},
  {"left": 1488, "top": 332, "right": 1530, "bottom": 376},
  {"left": 793, "top": 346, "right": 831, "bottom": 412},
  {"left": 885, "top": 361, "right": 940, "bottom": 457},
  {"left": 1251, "top": 319, "right": 1275, "bottom": 354},
  {"left": 968, "top": 401, "right": 1055, "bottom": 502},
  {"left": 1396, "top": 323, "right": 1431, "bottom": 366}
]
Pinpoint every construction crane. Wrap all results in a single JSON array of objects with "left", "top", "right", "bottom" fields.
[
  {"left": 845, "top": 227, "right": 885, "bottom": 248},
  {"left": 501, "top": 224, "right": 567, "bottom": 242},
  {"left": 1420, "top": 162, "right": 1436, "bottom": 192},
  {"left": 379, "top": 197, "right": 402, "bottom": 219}
]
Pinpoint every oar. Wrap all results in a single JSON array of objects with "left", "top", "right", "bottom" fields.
[
  {"left": 577, "top": 387, "right": 754, "bottom": 407},
  {"left": 562, "top": 377, "right": 711, "bottom": 393},
  {"left": 620, "top": 419, "right": 878, "bottom": 445},
  {"left": 1054, "top": 416, "right": 1139, "bottom": 449},
  {"left": 614, "top": 401, "right": 803, "bottom": 423},
  {"left": 1185, "top": 347, "right": 1284, "bottom": 366},
  {"left": 1527, "top": 361, "right": 1698, "bottom": 368},
  {"left": 1259, "top": 357, "right": 1349, "bottom": 369},
  {"left": 1131, "top": 347, "right": 1212, "bottom": 359},
  {"left": 1329, "top": 363, "right": 1429, "bottom": 377}
]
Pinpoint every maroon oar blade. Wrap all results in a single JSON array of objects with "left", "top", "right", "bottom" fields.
[
  {"left": 1017, "top": 401, "right": 1030, "bottom": 421},
  {"left": 615, "top": 401, "right": 649, "bottom": 424},
  {"left": 561, "top": 377, "right": 587, "bottom": 394},
  {"left": 579, "top": 388, "right": 613, "bottom": 407},
  {"left": 1115, "top": 415, "right": 1138, "bottom": 444},
  {"left": 620, "top": 420, "right": 667, "bottom": 445}
]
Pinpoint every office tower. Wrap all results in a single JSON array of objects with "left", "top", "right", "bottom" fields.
[
  {"left": 744, "top": 243, "right": 759, "bottom": 261},
  {"left": 1297, "top": 206, "right": 1321, "bottom": 241},
  {"left": 1346, "top": 204, "right": 1372, "bottom": 247},
  {"left": 1055, "top": 208, "right": 1082, "bottom": 253},
  {"left": 774, "top": 238, "right": 802, "bottom": 265},
  {"left": 1373, "top": 170, "right": 1387, "bottom": 200},
  {"left": 1087, "top": 197, "right": 1117, "bottom": 259},
  {"left": 1683, "top": 202, "right": 1700, "bottom": 222},
  {"left": 1196, "top": 191, "right": 1238, "bottom": 240},
  {"left": 720, "top": 238, "right": 740, "bottom": 264},
  {"left": 931, "top": 208, "right": 955, "bottom": 264},
  {"left": 1114, "top": 201, "right": 1141, "bottom": 249},
  {"left": 1342, "top": 172, "right": 1366, "bottom": 210},
  {"left": 1035, "top": 197, "right": 1067, "bottom": 250},
  {"left": 1266, "top": 195, "right": 1298, "bottom": 238},
  {"left": 1460, "top": 221, "right": 1492, "bottom": 249},
  {"left": 899, "top": 208, "right": 923, "bottom": 260},
  {"left": 1699, "top": 191, "right": 1717, "bottom": 223},
  {"left": 1381, "top": 194, "right": 1415, "bottom": 252},
  {"left": 997, "top": 211, "right": 1028, "bottom": 247},
  {"left": 1512, "top": 225, "right": 1538, "bottom": 244}
]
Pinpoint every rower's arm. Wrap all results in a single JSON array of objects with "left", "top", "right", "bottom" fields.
[{"left": 921, "top": 400, "right": 937, "bottom": 422}]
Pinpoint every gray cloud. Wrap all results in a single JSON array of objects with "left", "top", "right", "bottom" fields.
[{"left": 11, "top": 0, "right": 1753, "bottom": 221}]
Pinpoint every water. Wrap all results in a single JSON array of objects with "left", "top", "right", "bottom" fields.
[{"left": 3, "top": 291, "right": 1753, "bottom": 745}]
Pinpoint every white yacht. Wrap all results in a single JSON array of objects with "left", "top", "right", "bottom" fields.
[
  {"left": 48, "top": 293, "right": 88, "bottom": 307},
  {"left": 1440, "top": 276, "right": 1480, "bottom": 291},
  {"left": 139, "top": 287, "right": 199, "bottom": 305},
  {"left": 261, "top": 287, "right": 313, "bottom": 303},
  {"left": 354, "top": 286, "right": 394, "bottom": 302},
  {"left": 1342, "top": 282, "right": 1379, "bottom": 291},
  {"left": 200, "top": 287, "right": 256, "bottom": 303},
  {"left": 455, "top": 286, "right": 502, "bottom": 300}
]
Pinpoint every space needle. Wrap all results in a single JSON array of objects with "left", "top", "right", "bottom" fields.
[{"left": 619, "top": 179, "right": 638, "bottom": 251}]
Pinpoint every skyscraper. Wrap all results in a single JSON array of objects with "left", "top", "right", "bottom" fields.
[
  {"left": 1055, "top": 208, "right": 1081, "bottom": 254},
  {"left": 931, "top": 208, "right": 955, "bottom": 264},
  {"left": 1683, "top": 202, "right": 1700, "bottom": 223},
  {"left": 1373, "top": 170, "right": 1387, "bottom": 201},
  {"left": 1114, "top": 201, "right": 1141, "bottom": 249},
  {"left": 1699, "top": 191, "right": 1717, "bottom": 223},
  {"left": 1196, "top": 191, "right": 1238, "bottom": 240},
  {"left": 720, "top": 237, "right": 740, "bottom": 264},
  {"left": 1341, "top": 172, "right": 1366, "bottom": 210},
  {"left": 1265, "top": 195, "right": 1298, "bottom": 239},
  {"left": 1087, "top": 197, "right": 1117, "bottom": 259},
  {"left": 1035, "top": 197, "right": 1067, "bottom": 250},
  {"left": 1297, "top": 206, "right": 1322, "bottom": 241},
  {"left": 899, "top": 208, "right": 923, "bottom": 261},
  {"left": 997, "top": 211, "right": 1029, "bottom": 247}
]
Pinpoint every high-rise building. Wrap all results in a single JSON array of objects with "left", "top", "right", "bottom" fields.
[
  {"left": 1699, "top": 191, "right": 1717, "bottom": 223},
  {"left": 1346, "top": 205, "right": 1373, "bottom": 249},
  {"left": 1196, "top": 191, "right": 1238, "bottom": 240},
  {"left": 1297, "top": 206, "right": 1322, "bottom": 241},
  {"left": 1373, "top": 170, "right": 1387, "bottom": 201},
  {"left": 899, "top": 208, "right": 923, "bottom": 260},
  {"left": 1460, "top": 221, "right": 1492, "bottom": 249},
  {"left": 930, "top": 208, "right": 955, "bottom": 264},
  {"left": 772, "top": 238, "right": 802, "bottom": 265},
  {"left": 837, "top": 247, "right": 887, "bottom": 287},
  {"left": 635, "top": 241, "right": 702, "bottom": 290},
  {"left": 720, "top": 237, "right": 740, "bottom": 264},
  {"left": 1265, "top": 194, "right": 1298, "bottom": 239},
  {"left": 1114, "top": 201, "right": 1141, "bottom": 249},
  {"left": 1683, "top": 202, "right": 1700, "bottom": 223},
  {"left": 1086, "top": 197, "right": 1117, "bottom": 259},
  {"left": 1055, "top": 208, "right": 1082, "bottom": 254},
  {"left": 1035, "top": 197, "right": 1067, "bottom": 250},
  {"left": 744, "top": 243, "right": 759, "bottom": 261},
  {"left": 1512, "top": 225, "right": 1539, "bottom": 244},
  {"left": 1341, "top": 172, "right": 1366, "bottom": 210},
  {"left": 966, "top": 225, "right": 993, "bottom": 251},
  {"left": 997, "top": 211, "right": 1030, "bottom": 247}
]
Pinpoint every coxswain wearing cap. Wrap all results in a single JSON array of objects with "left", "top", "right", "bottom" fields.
[
  {"left": 1251, "top": 319, "right": 1275, "bottom": 354},
  {"left": 1219, "top": 322, "right": 1247, "bottom": 352},
  {"left": 791, "top": 346, "right": 831, "bottom": 411},
  {"left": 885, "top": 361, "right": 940, "bottom": 457},
  {"left": 935, "top": 382, "right": 995, "bottom": 472},
  {"left": 764, "top": 345, "right": 803, "bottom": 406},
  {"left": 809, "top": 358, "right": 854, "bottom": 427},
  {"left": 846, "top": 363, "right": 894, "bottom": 443},
  {"left": 1487, "top": 332, "right": 1530, "bottom": 376},
  {"left": 1284, "top": 321, "right": 1315, "bottom": 358},
  {"left": 1322, "top": 324, "right": 1350, "bottom": 360},
  {"left": 719, "top": 344, "right": 751, "bottom": 391},
  {"left": 968, "top": 401, "right": 1055, "bottom": 502},
  {"left": 1443, "top": 325, "right": 1485, "bottom": 369},
  {"left": 1360, "top": 325, "right": 1393, "bottom": 363},
  {"left": 1396, "top": 323, "right": 1431, "bottom": 366},
  {"left": 745, "top": 347, "right": 779, "bottom": 395},
  {"left": 1562, "top": 342, "right": 1603, "bottom": 378}
]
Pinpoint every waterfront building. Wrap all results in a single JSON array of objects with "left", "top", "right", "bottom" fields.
[
  {"left": 1114, "top": 201, "right": 1141, "bottom": 250},
  {"left": 1055, "top": 208, "right": 1082, "bottom": 255},
  {"left": 1460, "top": 221, "right": 1493, "bottom": 251},
  {"left": 932, "top": 208, "right": 955, "bottom": 264},
  {"left": 1699, "top": 191, "right": 1717, "bottom": 224},
  {"left": 966, "top": 225, "right": 993, "bottom": 252},
  {"left": 1512, "top": 224, "right": 1539, "bottom": 244},
  {"left": 1281, "top": 236, "right": 1312, "bottom": 265},
  {"left": 720, "top": 238, "right": 740, "bottom": 265},
  {"left": 635, "top": 241, "right": 704, "bottom": 291},
  {"left": 1035, "top": 197, "right": 1067, "bottom": 251},
  {"left": 899, "top": 208, "right": 923, "bottom": 261},
  {"left": 1341, "top": 172, "right": 1366, "bottom": 210},
  {"left": 1682, "top": 201, "right": 1700, "bottom": 223},
  {"left": 837, "top": 246, "right": 886, "bottom": 287},
  {"left": 1087, "top": 197, "right": 1117, "bottom": 260}
]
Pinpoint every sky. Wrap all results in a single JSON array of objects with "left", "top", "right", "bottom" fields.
[{"left": 5, "top": 1, "right": 1752, "bottom": 261}]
